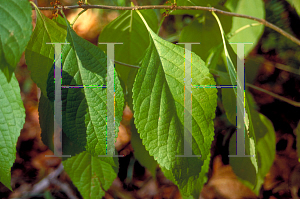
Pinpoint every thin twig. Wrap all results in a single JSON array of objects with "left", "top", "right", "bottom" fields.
[
  {"left": 31, "top": 2, "right": 300, "bottom": 107},
  {"left": 187, "top": 0, "right": 197, "bottom": 6},
  {"left": 71, "top": 8, "right": 87, "bottom": 27},
  {"left": 227, "top": 23, "right": 261, "bottom": 39},
  {"left": 33, "top": 0, "right": 38, "bottom": 24},
  {"left": 30, "top": 163, "right": 64, "bottom": 193},
  {"left": 31, "top": 4, "right": 300, "bottom": 46},
  {"left": 114, "top": 60, "right": 140, "bottom": 69},
  {"left": 111, "top": 60, "right": 299, "bottom": 107},
  {"left": 246, "top": 83, "right": 300, "bottom": 107},
  {"left": 157, "top": 16, "right": 166, "bottom": 35},
  {"left": 245, "top": 55, "right": 300, "bottom": 76},
  {"left": 51, "top": 178, "right": 78, "bottom": 199},
  {"left": 21, "top": 163, "right": 78, "bottom": 199},
  {"left": 274, "top": 63, "right": 300, "bottom": 75}
]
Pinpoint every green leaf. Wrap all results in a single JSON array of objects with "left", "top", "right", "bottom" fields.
[
  {"left": 0, "top": 71, "right": 25, "bottom": 190},
  {"left": 217, "top": 46, "right": 263, "bottom": 124},
  {"left": 220, "top": 57, "right": 269, "bottom": 194},
  {"left": 229, "top": 93, "right": 276, "bottom": 194},
  {"left": 213, "top": 12, "right": 275, "bottom": 194},
  {"left": 218, "top": 46, "right": 260, "bottom": 190},
  {"left": 98, "top": 9, "right": 158, "bottom": 110},
  {"left": 228, "top": 135, "right": 257, "bottom": 186},
  {"left": 216, "top": 43, "right": 271, "bottom": 192},
  {"left": 287, "top": 0, "right": 300, "bottom": 16},
  {"left": 179, "top": 6, "right": 232, "bottom": 61},
  {"left": 206, "top": 43, "right": 223, "bottom": 70},
  {"left": 253, "top": 113, "right": 276, "bottom": 193},
  {"left": 212, "top": 11, "right": 241, "bottom": 125},
  {"left": 52, "top": 15, "right": 69, "bottom": 28},
  {"left": 25, "top": 8, "right": 67, "bottom": 96},
  {"left": 216, "top": 70, "right": 236, "bottom": 125},
  {"left": 38, "top": 94, "right": 86, "bottom": 158},
  {"left": 133, "top": 11, "right": 217, "bottom": 198},
  {"left": 46, "top": 16, "right": 124, "bottom": 159},
  {"left": 130, "top": 120, "right": 157, "bottom": 177},
  {"left": 160, "top": 154, "right": 211, "bottom": 199},
  {"left": 224, "top": 0, "right": 239, "bottom": 11},
  {"left": 0, "top": 0, "right": 32, "bottom": 81},
  {"left": 226, "top": 0, "right": 265, "bottom": 56},
  {"left": 38, "top": 94, "right": 54, "bottom": 152},
  {"left": 98, "top": 10, "right": 158, "bottom": 88},
  {"left": 215, "top": 17, "right": 238, "bottom": 94},
  {"left": 62, "top": 151, "right": 118, "bottom": 199}
]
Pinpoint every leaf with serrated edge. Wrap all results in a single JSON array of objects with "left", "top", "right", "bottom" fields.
[
  {"left": 0, "top": 71, "right": 25, "bottom": 190},
  {"left": 62, "top": 151, "right": 118, "bottom": 199},
  {"left": 48, "top": 15, "right": 125, "bottom": 160},
  {"left": 25, "top": 8, "right": 67, "bottom": 96},
  {"left": 0, "top": 0, "right": 32, "bottom": 81},
  {"left": 133, "top": 11, "right": 217, "bottom": 198}
]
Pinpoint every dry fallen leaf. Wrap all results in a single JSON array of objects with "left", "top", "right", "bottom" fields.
[
  {"left": 289, "top": 163, "right": 300, "bottom": 199},
  {"left": 200, "top": 155, "right": 257, "bottom": 199},
  {"left": 264, "top": 133, "right": 298, "bottom": 193}
]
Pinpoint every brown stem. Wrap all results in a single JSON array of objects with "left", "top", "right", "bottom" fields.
[
  {"left": 246, "top": 83, "right": 300, "bottom": 107},
  {"left": 32, "top": 4, "right": 300, "bottom": 46}
]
